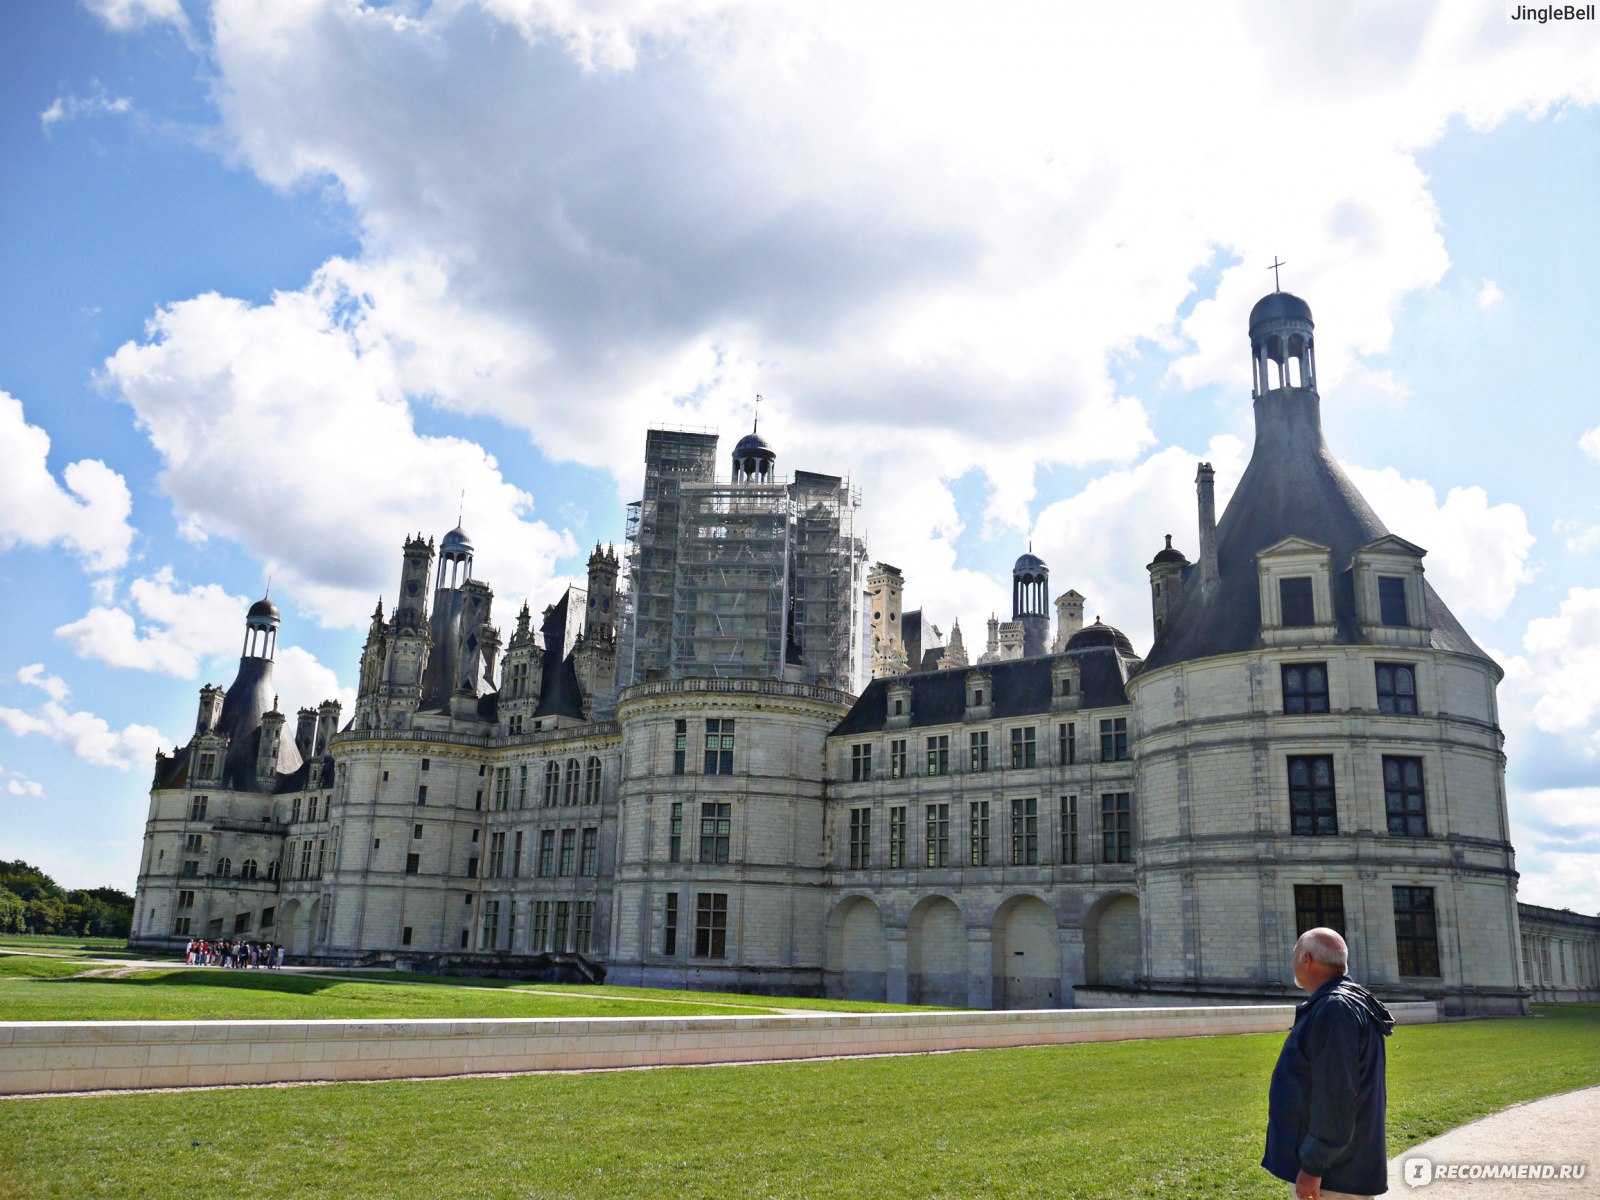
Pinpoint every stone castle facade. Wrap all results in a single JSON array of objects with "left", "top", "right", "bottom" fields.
[{"left": 131, "top": 292, "right": 1588, "bottom": 1014}]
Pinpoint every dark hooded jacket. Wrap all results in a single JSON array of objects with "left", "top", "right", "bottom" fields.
[{"left": 1264, "top": 975, "right": 1395, "bottom": 1195}]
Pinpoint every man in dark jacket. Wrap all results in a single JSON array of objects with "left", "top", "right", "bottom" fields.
[{"left": 1264, "top": 927, "right": 1395, "bottom": 1199}]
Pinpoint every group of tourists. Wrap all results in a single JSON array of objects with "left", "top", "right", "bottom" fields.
[{"left": 183, "top": 938, "right": 285, "bottom": 969}]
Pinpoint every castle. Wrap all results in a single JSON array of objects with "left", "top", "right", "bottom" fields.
[{"left": 131, "top": 292, "right": 1600, "bottom": 1014}]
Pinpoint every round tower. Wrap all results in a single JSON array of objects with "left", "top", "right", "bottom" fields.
[{"left": 1249, "top": 290, "right": 1316, "bottom": 397}]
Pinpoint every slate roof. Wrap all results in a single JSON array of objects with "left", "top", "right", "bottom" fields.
[
  {"left": 1142, "top": 383, "right": 1490, "bottom": 672},
  {"left": 830, "top": 645, "right": 1132, "bottom": 737}
]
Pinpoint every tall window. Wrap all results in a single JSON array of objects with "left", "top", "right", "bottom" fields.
[
  {"left": 480, "top": 899, "right": 501, "bottom": 950},
  {"left": 1288, "top": 756, "right": 1338, "bottom": 836},
  {"left": 969, "top": 731, "right": 989, "bottom": 773},
  {"left": 1378, "top": 576, "right": 1409, "bottom": 626},
  {"left": 315, "top": 839, "right": 325, "bottom": 878},
  {"left": 1060, "top": 795, "right": 1079, "bottom": 864},
  {"left": 405, "top": 852, "right": 421, "bottom": 876},
  {"left": 1279, "top": 576, "right": 1315, "bottom": 626},
  {"left": 889, "top": 739, "right": 908, "bottom": 779},
  {"left": 926, "top": 735, "right": 949, "bottom": 776},
  {"left": 668, "top": 802, "right": 683, "bottom": 863},
  {"left": 1393, "top": 887, "right": 1441, "bottom": 977},
  {"left": 1101, "top": 793, "right": 1132, "bottom": 863},
  {"left": 1294, "top": 884, "right": 1346, "bottom": 936},
  {"left": 538, "top": 830, "right": 555, "bottom": 877},
  {"left": 695, "top": 892, "right": 729, "bottom": 958},
  {"left": 888, "top": 806, "right": 907, "bottom": 869},
  {"left": 196, "top": 752, "right": 215, "bottom": 781},
  {"left": 189, "top": 795, "right": 208, "bottom": 821},
  {"left": 1010, "top": 727, "right": 1037, "bottom": 769},
  {"left": 291, "top": 798, "right": 301, "bottom": 823},
  {"left": 580, "top": 827, "right": 599, "bottom": 875},
  {"left": 704, "top": 719, "right": 735, "bottom": 774},
  {"left": 494, "top": 768, "right": 510, "bottom": 810},
  {"left": 240, "top": 859, "right": 258, "bottom": 881},
  {"left": 544, "top": 761, "right": 560, "bottom": 806},
  {"left": 532, "top": 901, "right": 551, "bottom": 952},
  {"left": 849, "top": 808, "right": 871, "bottom": 870},
  {"left": 558, "top": 828, "right": 576, "bottom": 876},
  {"left": 673, "top": 719, "right": 687, "bottom": 775},
  {"left": 1383, "top": 757, "right": 1429, "bottom": 837},
  {"left": 663, "top": 893, "right": 679, "bottom": 956},
  {"left": 700, "top": 802, "right": 731, "bottom": 864},
  {"left": 298, "top": 842, "right": 313, "bottom": 879},
  {"left": 574, "top": 902, "right": 593, "bottom": 954},
  {"left": 564, "top": 759, "right": 581, "bottom": 805},
  {"left": 970, "top": 801, "right": 990, "bottom": 866},
  {"left": 1011, "top": 797, "right": 1038, "bottom": 865},
  {"left": 1282, "top": 663, "right": 1330, "bottom": 714},
  {"left": 584, "top": 757, "right": 602, "bottom": 804},
  {"left": 512, "top": 831, "right": 524, "bottom": 876},
  {"left": 1376, "top": 663, "right": 1418, "bottom": 715},
  {"left": 416, "top": 785, "right": 427, "bottom": 806},
  {"left": 216, "top": 857, "right": 232, "bottom": 878},
  {"left": 1099, "top": 718, "right": 1129, "bottom": 762},
  {"left": 1058, "top": 722, "right": 1076, "bottom": 766},
  {"left": 518, "top": 764, "right": 529, "bottom": 809},
  {"left": 925, "top": 804, "right": 950, "bottom": 867},
  {"left": 307, "top": 797, "right": 319, "bottom": 822},
  {"left": 488, "top": 831, "right": 506, "bottom": 877},
  {"left": 851, "top": 744, "right": 873, "bottom": 782},
  {"left": 553, "top": 901, "right": 571, "bottom": 952}
]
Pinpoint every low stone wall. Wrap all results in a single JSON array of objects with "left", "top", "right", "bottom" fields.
[{"left": 0, "top": 1001, "right": 1438, "bottom": 1096}]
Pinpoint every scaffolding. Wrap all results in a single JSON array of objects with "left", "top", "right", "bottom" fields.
[
  {"left": 789, "top": 471, "right": 860, "bottom": 693},
  {"left": 620, "top": 430, "right": 719, "bottom": 687}
]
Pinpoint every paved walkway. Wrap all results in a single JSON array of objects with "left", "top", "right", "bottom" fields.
[{"left": 1387, "top": 1085, "right": 1599, "bottom": 1197}]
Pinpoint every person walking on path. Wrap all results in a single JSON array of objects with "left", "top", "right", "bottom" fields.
[{"left": 1264, "top": 927, "right": 1396, "bottom": 1200}]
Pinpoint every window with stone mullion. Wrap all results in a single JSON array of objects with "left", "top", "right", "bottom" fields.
[
  {"left": 1288, "top": 755, "right": 1338, "bottom": 835},
  {"left": 1281, "top": 662, "right": 1330, "bottom": 714}
]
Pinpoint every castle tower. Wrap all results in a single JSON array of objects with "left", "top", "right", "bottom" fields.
[
  {"left": 1012, "top": 549, "right": 1050, "bottom": 658},
  {"left": 420, "top": 525, "right": 473, "bottom": 710},
  {"left": 585, "top": 543, "right": 620, "bottom": 641},
  {"left": 498, "top": 602, "right": 544, "bottom": 735},
  {"left": 575, "top": 544, "right": 621, "bottom": 720},
  {"left": 943, "top": 618, "right": 969, "bottom": 668},
  {"left": 731, "top": 427, "right": 777, "bottom": 484},
  {"left": 393, "top": 534, "right": 432, "bottom": 634},
  {"left": 866, "top": 563, "right": 908, "bottom": 677},
  {"left": 1128, "top": 289, "right": 1524, "bottom": 1015},
  {"left": 1146, "top": 537, "right": 1190, "bottom": 643}
]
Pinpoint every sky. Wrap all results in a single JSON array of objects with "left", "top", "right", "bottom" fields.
[{"left": 0, "top": 0, "right": 1597, "bottom": 913}]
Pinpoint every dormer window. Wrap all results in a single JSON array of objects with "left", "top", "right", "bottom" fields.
[
  {"left": 1378, "top": 576, "right": 1409, "bottom": 626},
  {"left": 1279, "top": 577, "right": 1315, "bottom": 627},
  {"left": 973, "top": 689, "right": 984, "bottom": 706}
]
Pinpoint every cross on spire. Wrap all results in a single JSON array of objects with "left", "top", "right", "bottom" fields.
[{"left": 1269, "top": 256, "right": 1288, "bottom": 292}]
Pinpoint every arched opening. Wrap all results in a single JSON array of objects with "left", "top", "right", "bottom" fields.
[
  {"left": 825, "top": 896, "right": 888, "bottom": 1001},
  {"left": 277, "top": 899, "right": 303, "bottom": 959},
  {"left": 304, "top": 898, "right": 322, "bottom": 955},
  {"left": 992, "top": 895, "right": 1061, "bottom": 1009},
  {"left": 1084, "top": 893, "right": 1141, "bottom": 988},
  {"left": 907, "top": 895, "right": 966, "bottom": 1007}
]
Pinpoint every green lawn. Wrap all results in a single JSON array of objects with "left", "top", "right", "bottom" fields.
[{"left": 1, "top": 1005, "right": 1595, "bottom": 1199}]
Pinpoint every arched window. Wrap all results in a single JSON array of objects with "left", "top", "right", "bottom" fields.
[
  {"left": 216, "top": 857, "right": 232, "bottom": 878},
  {"left": 240, "top": 859, "right": 258, "bottom": 881},
  {"left": 544, "top": 761, "right": 560, "bottom": 807},
  {"left": 585, "top": 756, "right": 602, "bottom": 804},
  {"left": 266, "top": 860, "right": 280, "bottom": 883},
  {"left": 564, "top": 759, "right": 581, "bottom": 805}
]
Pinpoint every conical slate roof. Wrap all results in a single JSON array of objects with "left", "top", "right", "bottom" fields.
[{"left": 1142, "top": 305, "right": 1488, "bottom": 672}]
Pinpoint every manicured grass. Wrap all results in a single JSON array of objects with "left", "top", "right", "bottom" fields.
[
  {"left": 0, "top": 966, "right": 781, "bottom": 1021},
  {"left": 0, "top": 935, "right": 132, "bottom": 953},
  {"left": 1, "top": 1005, "right": 1595, "bottom": 1199},
  {"left": 0, "top": 956, "right": 90, "bottom": 980}
]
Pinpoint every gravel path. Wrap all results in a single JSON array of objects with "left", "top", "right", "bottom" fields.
[{"left": 1387, "top": 1086, "right": 1598, "bottom": 1197}]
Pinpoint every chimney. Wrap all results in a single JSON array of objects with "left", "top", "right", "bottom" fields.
[{"left": 1196, "top": 463, "right": 1219, "bottom": 596}]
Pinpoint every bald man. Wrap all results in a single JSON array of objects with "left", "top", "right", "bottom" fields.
[{"left": 1263, "top": 928, "right": 1395, "bottom": 1200}]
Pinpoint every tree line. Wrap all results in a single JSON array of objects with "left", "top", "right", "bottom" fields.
[{"left": 0, "top": 859, "right": 133, "bottom": 938}]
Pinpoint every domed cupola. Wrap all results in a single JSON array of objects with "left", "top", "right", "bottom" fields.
[
  {"left": 1249, "top": 289, "right": 1316, "bottom": 397},
  {"left": 437, "top": 524, "right": 474, "bottom": 589},
  {"left": 243, "top": 595, "right": 280, "bottom": 660},
  {"left": 1065, "top": 618, "right": 1136, "bottom": 658},
  {"left": 1012, "top": 546, "right": 1050, "bottom": 657},
  {"left": 732, "top": 428, "right": 776, "bottom": 483}
]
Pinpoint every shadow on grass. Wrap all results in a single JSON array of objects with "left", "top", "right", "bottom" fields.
[{"left": 43, "top": 969, "right": 350, "bottom": 996}]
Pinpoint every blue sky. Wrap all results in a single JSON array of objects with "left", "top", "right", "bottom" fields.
[{"left": 1, "top": 1, "right": 1597, "bottom": 913}]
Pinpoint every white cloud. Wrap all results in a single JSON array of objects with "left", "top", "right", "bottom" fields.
[
  {"left": 1342, "top": 464, "right": 1534, "bottom": 620},
  {"left": 0, "top": 391, "right": 135, "bottom": 573},
  {"left": 0, "top": 666, "right": 164, "bottom": 771},
  {"left": 38, "top": 85, "right": 134, "bottom": 133},
  {"left": 102, "top": 273, "right": 577, "bottom": 627},
  {"left": 82, "top": 0, "right": 192, "bottom": 39},
  {"left": 1580, "top": 425, "right": 1600, "bottom": 463},
  {"left": 0, "top": 759, "right": 45, "bottom": 799},
  {"left": 1476, "top": 279, "right": 1504, "bottom": 308},
  {"left": 273, "top": 645, "right": 356, "bottom": 718},
  {"left": 1508, "top": 587, "right": 1600, "bottom": 745},
  {"left": 55, "top": 568, "right": 252, "bottom": 678},
  {"left": 1508, "top": 787, "right": 1600, "bottom": 914},
  {"left": 1556, "top": 518, "right": 1600, "bottom": 555}
]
